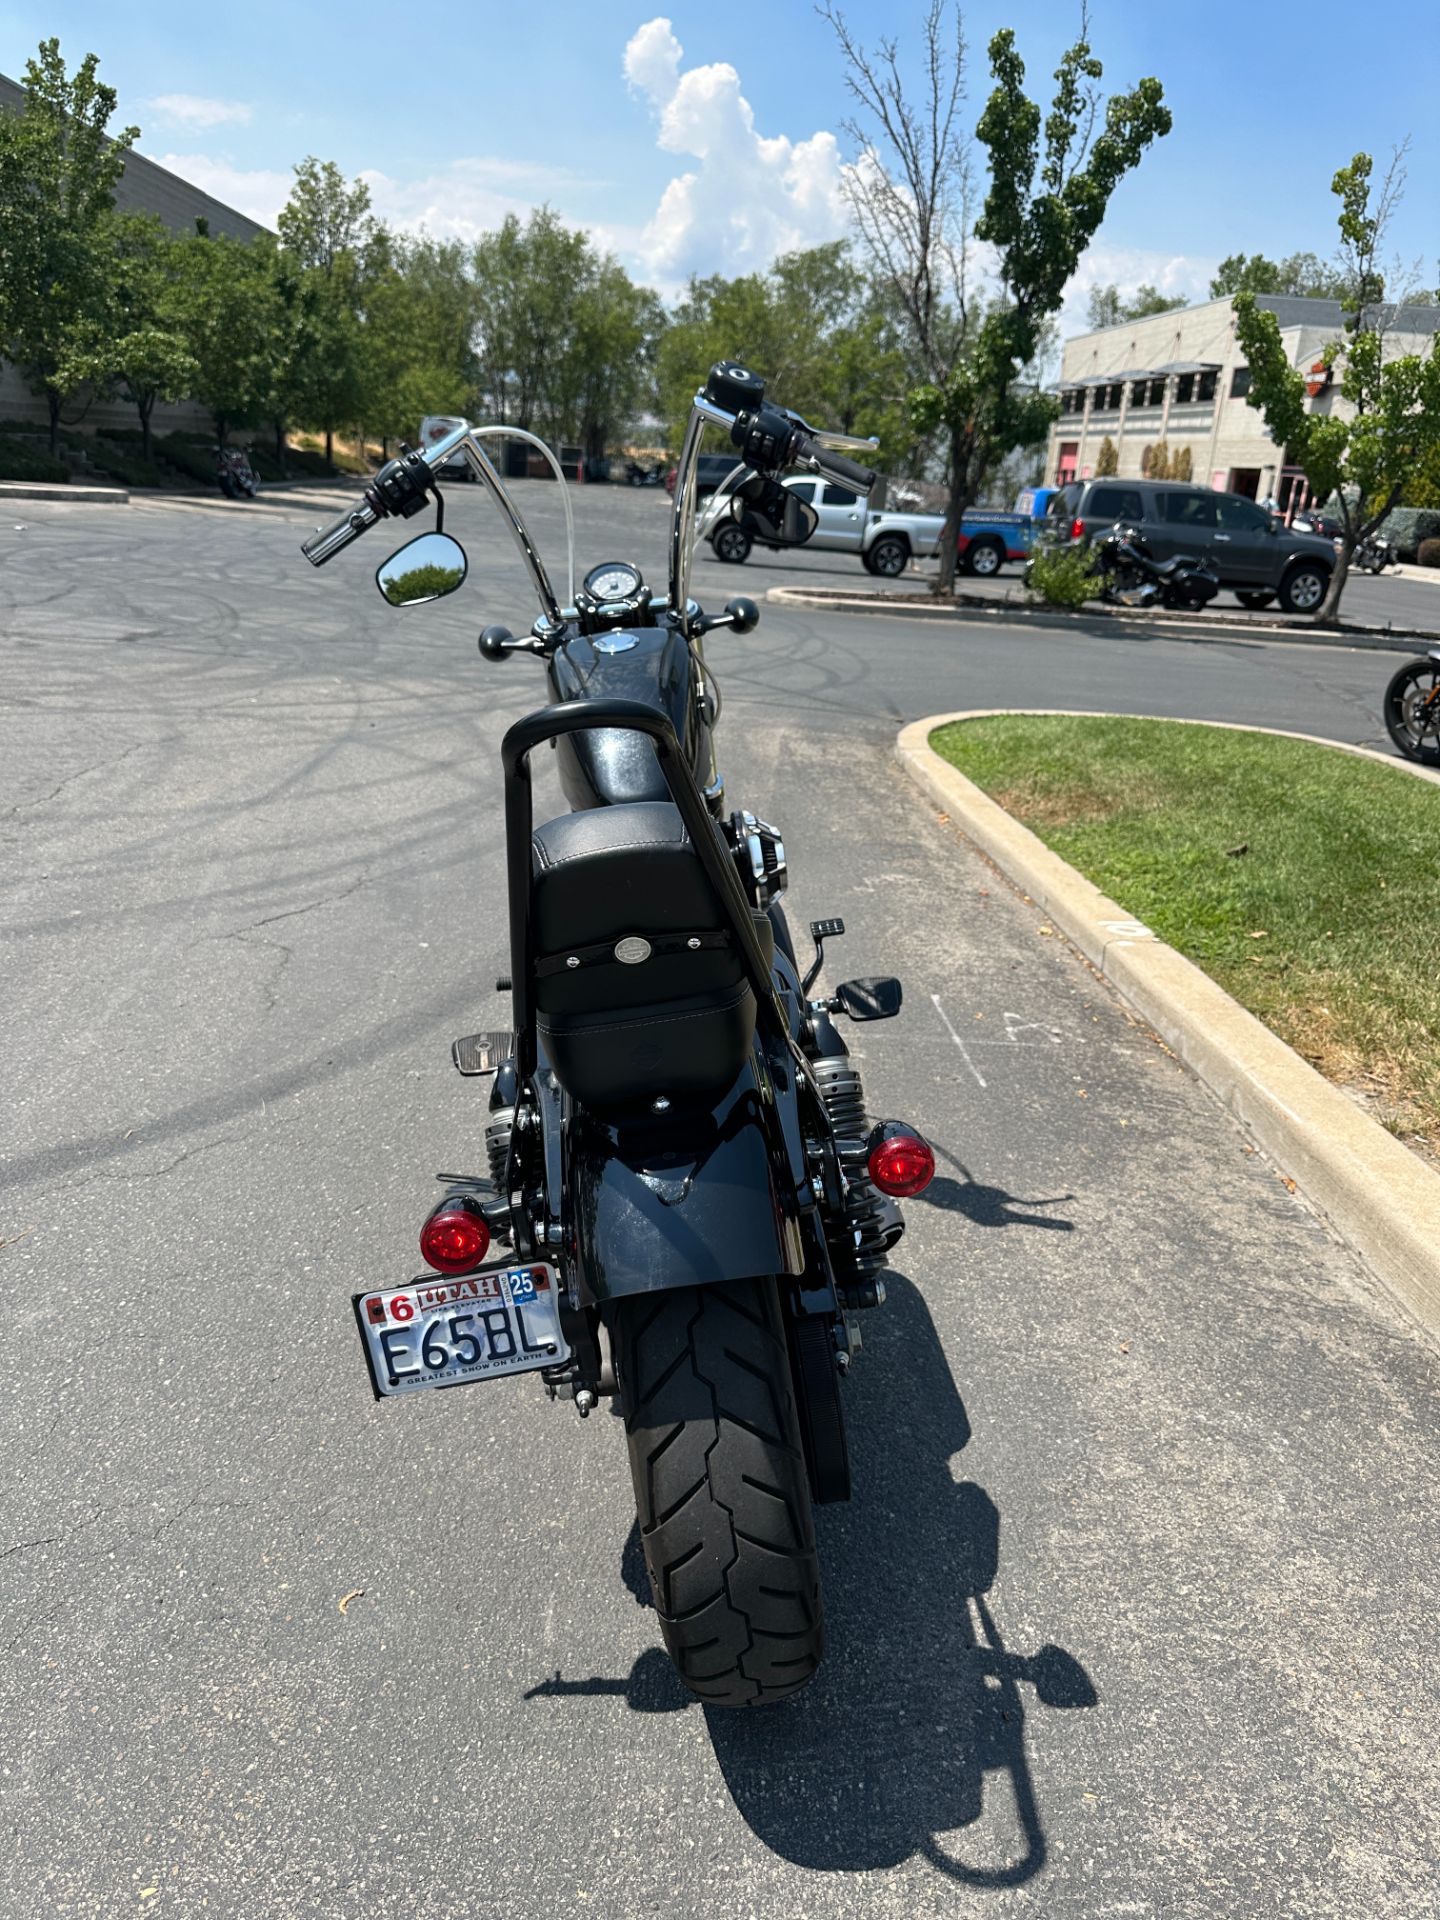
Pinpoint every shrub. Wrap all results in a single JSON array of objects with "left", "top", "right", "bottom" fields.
[
  {"left": 1025, "top": 539, "right": 1101, "bottom": 608},
  {"left": 1417, "top": 538, "right": 1440, "bottom": 569},
  {"left": 155, "top": 434, "right": 216, "bottom": 484},
  {"left": 1389, "top": 509, "right": 1440, "bottom": 562},
  {"left": 1095, "top": 435, "right": 1118, "bottom": 476},
  {"left": 0, "top": 436, "right": 68, "bottom": 482},
  {"left": 87, "top": 443, "right": 166, "bottom": 487}
]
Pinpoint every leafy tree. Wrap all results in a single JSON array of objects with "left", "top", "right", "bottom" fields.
[
  {"left": 277, "top": 159, "right": 374, "bottom": 468},
  {"left": 173, "top": 227, "right": 282, "bottom": 443},
  {"left": 1211, "top": 250, "right": 1351, "bottom": 301},
  {"left": 827, "top": 3, "right": 1172, "bottom": 593},
  {"left": 100, "top": 212, "right": 196, "bottom": 460},
  {"left": 473, "top": 208, "right": 589, "bottom": 432},
  {"left": 1171, "top": 445, "right": 1192, "bottom": 481},
  {"left": 1234, "top": 152, "right": 1440, "bottom": 621},
  {"left": 0, "top": 40, "right": 137, "bottom": 453},
  {"left": 1094, "top": 434, "right": 1118, "bottom": 475},
  {"left": 1087, "top": 282, "right": 1187, "bottom": 328},
  {"left": 658, "top": 242, "right": 916, "bottom": 471}
]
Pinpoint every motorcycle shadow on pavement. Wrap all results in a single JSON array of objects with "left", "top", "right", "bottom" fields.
[{"left": 524, "top": 1272, "right": 1097, "bottom": 1888}]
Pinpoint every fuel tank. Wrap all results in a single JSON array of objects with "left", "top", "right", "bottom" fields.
[{"left": 547, "top": 628, "right": 707, "bottom": 809}]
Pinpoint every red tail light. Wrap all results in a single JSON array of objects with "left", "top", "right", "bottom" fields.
[
  {"left": 420, "top": 1196, "right": 491, "bottom": 1275},
  {"left": 866, "top": 1121, "right": 935, "bottom": 1197},
  {"left": 1070, "top": 517, "right": 1085, "bottom": 541}
]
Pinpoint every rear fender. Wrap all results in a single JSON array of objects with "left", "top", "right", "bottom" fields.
[{"left": 565, "top": 1049, "right": 806, "bottom": 1302}]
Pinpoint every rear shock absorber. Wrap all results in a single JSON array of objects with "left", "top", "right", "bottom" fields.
[{"left": 811, "top": 1054, "right": 903, "bottom": 1307}]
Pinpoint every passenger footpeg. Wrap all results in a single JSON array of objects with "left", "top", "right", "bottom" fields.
[{"left": 451, "top": 1030, "right": 516, "bottom": 1076}]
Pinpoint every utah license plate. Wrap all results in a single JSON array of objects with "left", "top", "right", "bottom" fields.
[{"left": 356, "top": 1265, "right": 569, "bottom": 1397}]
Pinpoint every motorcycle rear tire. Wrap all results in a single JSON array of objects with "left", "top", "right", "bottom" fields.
[
  {"left": 607, "top": 1277, "right": 823, "bottom": 1708},
  {"left": 1384, "top": 658, "right": 1440, "bottom": 765}
]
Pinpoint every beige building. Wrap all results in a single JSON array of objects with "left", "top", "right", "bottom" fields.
[
  {"left": 1045, "top": 293, "right": 1440, "bottom": 510},
  {"left": 0, "top": 71, "right": 269, "bottom": 436}
]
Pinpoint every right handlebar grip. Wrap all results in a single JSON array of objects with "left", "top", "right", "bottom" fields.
[
  {"left": 808, "top": 444, "right": 877, "bottom": 494},
  {"left": 301, "top": 497, "right": 381, "bottom": 566}
]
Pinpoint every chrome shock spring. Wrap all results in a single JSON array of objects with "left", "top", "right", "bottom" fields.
[{"left": 811, "top": 1056, "right": 902, "bottom": 1304}]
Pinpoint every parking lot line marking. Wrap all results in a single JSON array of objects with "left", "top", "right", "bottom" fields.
[{"left": 931, "top": 993, "right": 987, "bottom": 1088}]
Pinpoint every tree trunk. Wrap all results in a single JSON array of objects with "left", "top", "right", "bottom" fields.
[
  {"left": 934, "top": 427, "right": 972, "bottom": 598},
  {"left": 47, "top": 390, "right": 61, "bottom": 460},
  {"left": 325, "top": 427, "right": 334, "bottom": 471},
  {"left": 274, "top": 418, "right": 286, "bottom": 473},
  {"left": 139, "top": 395, "right": 154, "bottom": 464},
  {"left": 1317, "top": 546, "right": 1351, "bottom": 625}
]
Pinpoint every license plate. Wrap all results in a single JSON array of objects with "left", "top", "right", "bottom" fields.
[{"left": 356, "top": 1265, "right": 570, "bottom": 1397}]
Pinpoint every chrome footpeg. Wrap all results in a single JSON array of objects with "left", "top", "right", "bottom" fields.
[{"left": 451, "top": 1030, "right": 516, "bottom": 1076}]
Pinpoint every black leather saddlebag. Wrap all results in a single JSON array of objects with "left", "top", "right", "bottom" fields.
[{"left": 531, "top": 802, "right": 770, "bottom": 1108}]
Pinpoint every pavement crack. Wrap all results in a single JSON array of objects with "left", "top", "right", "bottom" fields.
[
  {"left": 3, "top": 741, "right": 144, "bottom": 817},
  {"left": 0, "top": 1535, "right": 60, "bottom": 1562},
  {"left": 244, "top": 876, "right": 369, "bottom": 931}
]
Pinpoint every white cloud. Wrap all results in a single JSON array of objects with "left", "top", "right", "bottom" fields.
[
  {"left": 146, "top": 94, "right": 252, "bottom": 131},
  {"left": 623, "top": 17, "right": 851, "bottom": 288},
  {"left": 358, "top": 158, "right": 598, "bottom": 245},
  {"left": 150, "top": 152, "right": 596, "bottom": 240},
  {"left": 1056, "top": 244, "right": 1221, "bottom": 345},
  {"left": 151, "top": 154, "right": 293, "bottom": 226}
]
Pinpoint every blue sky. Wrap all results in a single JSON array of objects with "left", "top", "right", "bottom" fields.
[{"left": 3, "top": 0, "right": 1437, "bottom": 329}]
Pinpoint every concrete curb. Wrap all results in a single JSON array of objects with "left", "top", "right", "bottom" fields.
[
  {"left": 0, "top": 481, "right": 129, "bottom": 504},
  {"left": 770, "top": 584, "right": 1437, "bottom": 652},
  {"left": 897, "top": 709, "right": 1440, "bottom": 1342}
]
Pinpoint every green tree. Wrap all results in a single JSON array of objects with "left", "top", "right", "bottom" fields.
[
  {"left": 0, "top": 40, "right": 137, "bottom": 453},
  {"left": 1234, "top": 152, "right": 1440, "bottom": 621},
  {"left": 1094, "top": 434, "right": 1118, "bottom": 475},
  {"left": 173, "top": 227, "right": 282, "bottom": 443},
  {"left": 828, "top": 4, "right": 1171, "bottom": 594},
  {"left": 1211, "top": 250, "right": 1353, "bottom": 301},
  {"left": 100, "top": 212, "right": 196, "bottom": 460},
  {"left": 473, "top": 208, "right": 590, "bottom": 432},
  {"left": 1087, "top": 282, "right": 1186, "bottom": 328},
  {"left": 277, "top": 159, "right": 374, "bottom": 468},
  {"left": 658, "top": 242, "right": 916, "bottom": 471}
]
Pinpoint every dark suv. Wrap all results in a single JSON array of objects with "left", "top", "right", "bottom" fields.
[
  {"left": 665, "top": 452, "right": 743, "bottom": 498},
  {"left": 1047, "top": 479, "right": 1335, "bottom": 614}
]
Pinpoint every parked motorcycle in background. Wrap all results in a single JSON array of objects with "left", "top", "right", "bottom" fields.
[
  {"left": 625, "top": 458, "right": 664, "bottom": 486},
  {"left": 1354, "top": 530, "right": 1399, "bottom": 574},
  {"left": 1384, "top": 646, "right": 1440, "bottom": 765},
  {"left": 300, "top": 363, "right": 933, "bottom": 1708},
  {"left": 1096, "top": 522, "right": 1219, "bottom": 611},
  {"left": 217, "top": 446, "right": 258, "bottom": 499}
]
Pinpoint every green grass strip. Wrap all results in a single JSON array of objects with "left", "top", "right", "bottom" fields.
[{"left": 931, "top": 715, "right": 1440, "bottom": 1148}]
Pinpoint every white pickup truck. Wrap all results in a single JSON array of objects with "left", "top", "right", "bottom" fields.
[{"left": 698, "top": 473, "right": 945, "bottom": 577}]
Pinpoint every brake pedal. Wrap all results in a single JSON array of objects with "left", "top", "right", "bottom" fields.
[{"left": 451, "top": 1030, "right": 516, "bottom": 1076}]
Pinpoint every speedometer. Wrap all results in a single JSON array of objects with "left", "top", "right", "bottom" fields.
[{"left": 584, "top": 560, "right": 643, "bottom": 603}]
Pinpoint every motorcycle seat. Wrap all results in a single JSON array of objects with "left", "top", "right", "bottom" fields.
[{"left": 530, "top": 801, "right": 770, "bottom": 1109}]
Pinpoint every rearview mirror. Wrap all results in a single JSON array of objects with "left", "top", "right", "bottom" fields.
[
  {"left": 732, "top": 475, "right": 818, "bottom": 548},
  {"left": 376, "top": 531, "right": 468, "bottom": 606}
]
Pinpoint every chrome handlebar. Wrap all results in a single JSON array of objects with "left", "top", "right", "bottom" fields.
[{"left": 302, "top": 387, "right": 879, "bottom": 644}]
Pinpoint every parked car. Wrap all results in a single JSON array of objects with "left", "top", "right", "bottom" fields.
[
  {"left": 956, "top": 510, "right": 1036, "bottom": 576},
  {"left": 664, "top": 452, "right": 742, "bottom": 497},
  {"left": 697, "top": 473, "right": 946, "bottom": 575},
  {"left": 1046, "top": 478, "right": 1335, "bottom": 613},
  {"left": 419, "top": 415, "right": 474, "bottom": 481}
]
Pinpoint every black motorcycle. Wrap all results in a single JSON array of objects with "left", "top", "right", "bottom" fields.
[
  {"left": 625, "top": 458, "right": 664, "bottom": 486},
  {"left": 301, "top": 362, "right": 927, "bottom": 1708},
  {"left": 1355, "top": 530, "right": 1399, "bottom": 574},
  {"left": 217, "top": 445, "right": 258, "bottom": 499},
  {"left": 1096, "top": 522, "right": 1219, "bottom": 611},
  {"left": 1384, "top": 646, "right": 1440, "bottom": 765}
]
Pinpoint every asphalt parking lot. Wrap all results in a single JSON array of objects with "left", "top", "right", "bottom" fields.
[{"left": 3, "top": 483, "right": 1438, "bottom": 1919}]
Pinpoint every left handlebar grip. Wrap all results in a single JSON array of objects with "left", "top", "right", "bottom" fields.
[{"left": 301, "top": 496, "right": 381, "bottom": 566}]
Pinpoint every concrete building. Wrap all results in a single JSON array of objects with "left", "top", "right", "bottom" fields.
[
  {"left": 1044, "top": 294, "right": 1440, "bottom": 510},
  {"left": 0, "top": 71, "right": 269, "bottom": 436}
]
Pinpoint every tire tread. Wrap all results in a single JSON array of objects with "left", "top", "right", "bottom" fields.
[{"left": 609, "top": 1278, "right": 823, "bottom": 1707}]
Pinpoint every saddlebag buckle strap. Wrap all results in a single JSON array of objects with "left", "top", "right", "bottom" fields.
[{"left": 534, "top": 929, "right": 731, "bottom": 979}]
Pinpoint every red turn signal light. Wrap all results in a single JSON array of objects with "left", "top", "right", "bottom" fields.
[
  {"left": 866, "top": 1121, "right": 935, "bottom": 1197},
  {"left": 420, "top": 1195, "right": 491, "bottom": 1275}
]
